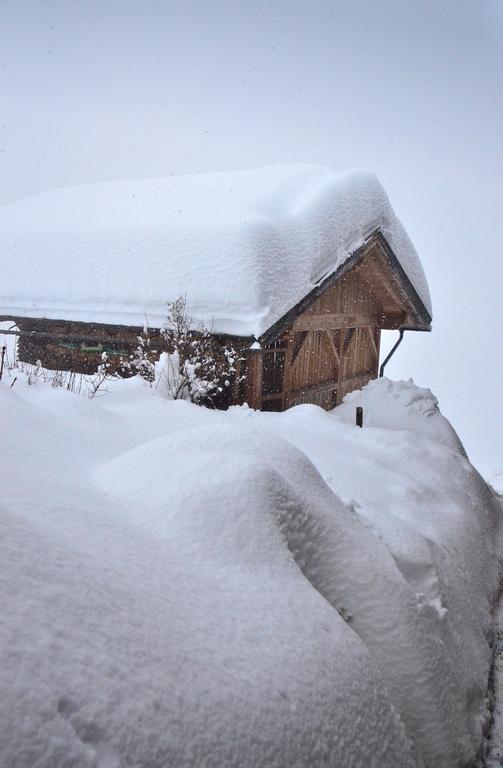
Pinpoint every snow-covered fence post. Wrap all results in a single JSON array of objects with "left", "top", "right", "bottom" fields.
[{"left": 356, "top": 406, "right": 363, "bottom": 428}]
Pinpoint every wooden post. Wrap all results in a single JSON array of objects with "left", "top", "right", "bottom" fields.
[
  {"left": 356, "top": 406, "right": 363, "bottom": 428},
  {"left": 245, "top": 349, "right": 263, "bottom": 410},
  {"left": 0, "top": 345, "right": 6, "bottom": 381},
  {"left": 282, "top": 337, "right": 293, "bottom": 411}
]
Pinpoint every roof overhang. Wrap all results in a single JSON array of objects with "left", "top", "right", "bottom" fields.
[{"left": 259, "top": 230, "right": 431, "bottom": 345}]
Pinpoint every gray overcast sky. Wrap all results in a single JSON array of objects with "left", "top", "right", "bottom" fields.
[{"left": 1, "top": 0, "right": 502, "bottom": 472}]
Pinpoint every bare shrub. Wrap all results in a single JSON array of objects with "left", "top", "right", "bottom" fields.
[{"left": 16, "top": 356, "right": 114, "bottom": 398}]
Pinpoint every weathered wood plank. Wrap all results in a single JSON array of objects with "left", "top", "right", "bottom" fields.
[
  {"left": 341, "top": 370, "right": 374, "bottom": 388},
  {"left": 380, "top": 311, "right": 407, "bottom": 329},
  {"left": 291, "top": 379, "right": 338, "bottom": 397},
  {"left": 282, "top": 340, "right": 294, "bottom": 410},
  {"left": 293, "top": 314, "right": 375, "bottom": 332},
  {"left": 245, "top": 350, "right": 263, "bottom": 410}
]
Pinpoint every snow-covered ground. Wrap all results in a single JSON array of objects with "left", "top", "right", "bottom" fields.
[{"left": 0, "top": 359, "right": 501, "bottom": 767}]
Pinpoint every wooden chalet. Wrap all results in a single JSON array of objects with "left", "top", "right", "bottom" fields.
[
  {"left": 243, "top": 231, "right": 430, "bottom": 411},
  {"left": 0, "top": 166, "right": 431, "bottom": 410}
]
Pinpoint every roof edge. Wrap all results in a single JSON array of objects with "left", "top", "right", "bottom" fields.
[{"left": 259, "top": 230, "right": 432, "bottom": 345}]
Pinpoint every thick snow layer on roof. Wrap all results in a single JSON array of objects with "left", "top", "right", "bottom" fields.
[
  {"left": 0, "top": 165, "right": 431, "bottom": 336},
  {"left": 0, "top": 371, "right": 500, "bottom": 767}
]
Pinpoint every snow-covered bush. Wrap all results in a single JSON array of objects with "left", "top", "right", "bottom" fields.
[
  {"left": 118, "top": 326, "right": 157, "bottom": 383},
  {"left": 85, "top": 351, "right": 114, "bottom": 398},
  {"left": 131, "top": 327, "right": 156, "bottom": 383},
  {"left": 159, "top": 296, "right": 242, "bottom": 405}
]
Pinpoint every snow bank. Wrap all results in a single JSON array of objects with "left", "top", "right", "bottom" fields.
[
  {"left": 0, "top": 375, "right": 499, "bottom": 767},
  {"left": 260, "top": 379, "right": 502, "bottom": 766},
  {"left": 486, "top": 470, "right": 503, "bottom": 495},
  {"left": 0, "top": 165, "right": 431, "bottom": 336}
]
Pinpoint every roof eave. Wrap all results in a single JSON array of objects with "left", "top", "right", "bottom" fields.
[{"left": 259, "top": 230, "right": 431, "bottom": 345}]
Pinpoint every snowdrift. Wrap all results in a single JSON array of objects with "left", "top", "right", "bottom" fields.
[
  {"left": 0, "top": 375, "right": 500, "bottom": 768},
  {"left": 0, "top": 164, "right": 431, "bottom": 335}
]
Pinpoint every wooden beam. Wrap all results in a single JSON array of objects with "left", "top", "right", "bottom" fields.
[
  {"left": 361, "top": 250, "right": 416, "bottom": 309},
  {"left": 354, "top": 257, "right": 405, "bottom": 310},
  {"left": 245, "top": 350, "right": 263, "bottom": 410},
  {"left": 324, "top": 329, "right": 340, "bottom": 363},
  {"left": 293, "top": 314, "right": 375, "bottom": 332},
  {"left": 340, "top": 370, "right": 375, "bottom": 389},
  {"left": 365, "top": 326, "right": 378, "bottom": 358},
  {"left": 380, "top": 311, "right": 407, "bottom": 329},
  {"left": 291, "top": 379, "right": 338, "bottom": 398},
  {"left": 342, "top": 327, "right": 356, "bottom": 355},
  {"left": 282, "top": 340, "right": 293, "bottom": 411},
  {"left": 290, "top": 331, "right": 309, "bottom": 367}
]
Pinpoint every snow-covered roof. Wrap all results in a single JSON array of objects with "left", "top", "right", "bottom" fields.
[{"left": 0, "top": 164, "right": 431, "bottom": 337}]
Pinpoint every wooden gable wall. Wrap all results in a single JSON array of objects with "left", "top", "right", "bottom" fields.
[
  {"left": 241, "top": 265, "right": 383, "bottom": 411},
  {"left": 239, "top": 229, "right": 433, "bottom": 413}
]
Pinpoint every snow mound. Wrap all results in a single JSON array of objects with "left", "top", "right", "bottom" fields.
[
  {"left": 0, "top": 375, "right": 499, "bottom": 767},
  {"left": 0, "top": 164, "right": 431, "bottom": 336}
]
